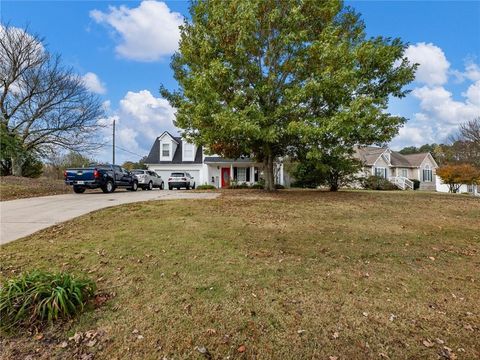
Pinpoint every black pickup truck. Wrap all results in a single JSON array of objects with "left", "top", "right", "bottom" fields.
[{"left": 64, "top": 164, "right": 138, "bottom": 193}]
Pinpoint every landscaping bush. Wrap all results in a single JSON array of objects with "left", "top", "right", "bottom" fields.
[
  {"left": 250, "top": 183, "right": 264, "bottom": 189},
  {"left": 228, "top": 181, "right": 250, "bottom": 189},
  {"left": 410, "top": 178, "right": 420, "bottom": 190},
  {"left": 275, "top": 184, "right": 285, "bottom": 189},
  {"left": 196, "top": 184, "right": 216, "bottom": 190},
  {"left": 362, "top": 175, "right": 398, "bottom": 190},
  {"left": 0, "top": 271, "right": 96, "bottom": 330}
]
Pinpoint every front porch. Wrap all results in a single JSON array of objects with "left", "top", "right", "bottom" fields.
[{"left": 203, "top": 158, "right": 285, "bottom": 188}]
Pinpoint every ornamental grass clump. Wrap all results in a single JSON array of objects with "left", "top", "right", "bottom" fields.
[{"left": 0, "top": 270, "right": 96, "bottom": 330}]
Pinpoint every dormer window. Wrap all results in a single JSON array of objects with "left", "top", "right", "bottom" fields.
[
  {"left": 183, "top": 142, "right": 194, "bottom": 161},
  {"left": 162, "top": 143, "right": 170, "bottom": 157}
]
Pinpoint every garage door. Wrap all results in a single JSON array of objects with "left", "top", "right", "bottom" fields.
[{"left": 153, "top": 170, "right": 200, "bottom": 186}]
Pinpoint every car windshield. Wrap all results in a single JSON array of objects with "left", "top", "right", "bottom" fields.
[
  {"left": 133, "top": 170, "right": 146, "bottom": 174},
  {"left": 171, "top": 173, "right": 185, "bottom": 177}
]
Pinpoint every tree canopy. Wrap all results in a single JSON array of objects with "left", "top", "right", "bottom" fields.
[
  {"left": 161, "top": 0, "right": 416, "bottom": 189},
  {"left": 0, "top": 25, "right": 104, "bottom": 176}
]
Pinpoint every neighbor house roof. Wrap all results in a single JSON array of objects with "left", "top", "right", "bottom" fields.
[
  {"left": 144, "top": 136, "right": 203, "bottom": 164},
  {"left": 354, "top": 146, "right": 430, "bottom": 168}
]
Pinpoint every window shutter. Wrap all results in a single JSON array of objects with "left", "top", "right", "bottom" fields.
[
  {"left": 233, "top": 167, "right": 237, "bottom": 180},
  {"left": 246, "top": 167, "right": 250, "bottom": 182}
]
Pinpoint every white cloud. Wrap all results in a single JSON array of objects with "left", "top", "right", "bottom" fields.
[
  {"left": 452, "top": 60, "right": 480, "bottom": 83},
  {"left": 412, "top": 85, "right": 480, "bottom": 126},
  {"left": 82, "top": 72, "right": 106, "bottom": 94},
  {"left": 94, "top": 90, "right": 177, "bottom": 163},
  {"left": 464, "top": 80, "right": 480, "bottom": 106},
  {"left": 90, "top": 1, "right": 183, "bottom": 62},
  {"left": 405, "top": 42, "right": 450, "bottom": 86},
  {"left": 119, "top": 90, "right": 176, "bottom": 138}
]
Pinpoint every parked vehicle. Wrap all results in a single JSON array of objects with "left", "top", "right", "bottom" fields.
[
  {"left": 65, "top": 164, "right": 138, "bottom": 193},
  {"left": 132, "top": 169, "right": 164, "bottom": 190},
  {"left": 168, "top": 172, "right": 196, "bottom": 190}
]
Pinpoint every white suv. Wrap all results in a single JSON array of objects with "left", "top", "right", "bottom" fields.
[
  {"left": 132, "top": 170, "right": 164, "bottom": 190},
  {"left": 168, "top": 172, "right": 195, "bottom": 190}
]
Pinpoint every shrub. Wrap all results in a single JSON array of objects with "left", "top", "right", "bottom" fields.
[
  {"left": 0, "top": 271, "right": 96, "bottom": 330},
  {"left": 362, "top": 175, "right": 398, "bottom": 190},
  {"left": 250, "top": 183, "right": 264, "bottom": 189},
  {"left": 275, "top": 184, "right": 285, "bottom": 189},
  {"left": 228, "top": 181, "right": 250, "bottom": 189},
  {"left": 196, "top": 184, "right": 216, "bottom": 190},
  {"left": 410, "top": 178, "right": 420, "bottom": 190}
]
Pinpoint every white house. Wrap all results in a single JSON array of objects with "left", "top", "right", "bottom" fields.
[
  {"left": 144, "top": 131, "right": 286, "bottom": 188},
  {"left": 353, "top": 146, "right": 439, "bottom": 190},
  {"left": 436, "top": 176, "right": 479, "bottom": 196}
]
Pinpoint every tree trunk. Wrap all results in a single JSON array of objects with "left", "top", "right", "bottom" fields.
[
  {"left": 11, "top": 157, "right": 23, "bottom": 176},
  {"left": 263, "top": 154, "right": 275, "bottom": 191}
]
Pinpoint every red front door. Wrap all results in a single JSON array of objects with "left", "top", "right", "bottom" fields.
[{"left": 221, "top": 167, "right": 231, "bottom": 188}]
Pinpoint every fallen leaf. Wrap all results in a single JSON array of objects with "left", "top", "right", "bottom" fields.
[
  {"left": 68, "top": 332, "right": 82, "bottom": 344},
  {"left": 332, "top": 331, "right": 339, "bottom": 339},
  {"left": 329, "top": 356, "right": 338, "bottom": 360},
  {"left": 297, "top": 329, "right": 306, "bottom": 334},
  {"left": 195, "top": 346, "right": 207, "bottom": 354},
  {"left": 137, "top": 335, "right": 144, "bottom": 340},
  {"left": 86, "top": 339, "right": 97, "bottom": 347},
  {"left": 132, "top": 329, "right": 139, "bottom": 334},
  {"left": 58, "top": 341, "right": 68, "bottom": 348},
  {"left": 206, "top": 328, "right": 217, "bottom": 336},
  {"left": 389, "top": 314, "right": 397, "bottom": 322},
  {"left": 429, "top": 256, "right": 435, "bottom": 261},
  {"left": 237, "top": 344, "right": 246, "bottom": 353},
  {"left": 362, "top": 312, "right": 368, "bottom": 317},
  {"left": 423, "top": 339, "right": 434, "bottom": 348},
  {"left": 35, "top": 334, "right": 44, "bottom": 341}
]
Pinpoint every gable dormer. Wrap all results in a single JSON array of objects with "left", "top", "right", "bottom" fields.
[
  {"left": 382, "top": 149, "right": 391, "bottom": 165},
  {"left": 182, "top": 140, "right": 196, "bottom": 162},
  {"left": 158, "top": 131, "right": 179, "bottom": 162}
]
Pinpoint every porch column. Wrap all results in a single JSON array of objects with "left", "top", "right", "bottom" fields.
[
  {"left": 279, "top": 163, "right": 284, "bottom": 185},
  {"left": 230, "top": 164, "right": 234, "bottom": 182},
  {"left": 251, "top": 165, "right": 255, "bottom": 184}
]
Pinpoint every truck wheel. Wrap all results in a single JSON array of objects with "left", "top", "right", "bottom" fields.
[
  {"left": 168, "top": 185, "right": 172, "bottom": 190},
  {"left": 73, "top": 186, "right": 86, "bottom": 194},
  {"left": 186, "top": 183, "right": 190, "bottom": 190},
  {"left": 160, "top": 182, "right": 164, "bottom": 190},
  {"left": 192, "top": 182, "right": 196, "bottom": 190},
  {"left": 147, "top": 181, "right": 153, "bottom": 190},
  {"left": 129, "top": 181, "right": 138, "bottom": 191},
  {"left": 102, "top": 180, "right": 114, "bottom": 193}
]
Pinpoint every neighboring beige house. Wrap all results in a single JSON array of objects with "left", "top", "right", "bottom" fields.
[{"left": 354, "top": 146, "right": 438, "bottom": 190}]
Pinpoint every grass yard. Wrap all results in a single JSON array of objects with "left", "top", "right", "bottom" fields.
[
  {"left": 0, "top": 176, "right": 71, "bottom": 201},
  {"left": 1, "top": 190, "right": 479, "bottom": 359}
]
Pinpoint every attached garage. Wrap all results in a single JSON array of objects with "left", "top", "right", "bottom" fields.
[{"left": 153, "top": 169, "right": 201, "bottom": 186}]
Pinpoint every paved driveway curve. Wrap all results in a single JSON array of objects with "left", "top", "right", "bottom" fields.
[{"left": 0, "top": 190, "right": 219, "bottom": 245}]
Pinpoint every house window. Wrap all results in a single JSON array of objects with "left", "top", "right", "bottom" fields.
[
  {"left": 422, "top": 165, "right": 432, "bottom": 182},
  {"left": 375, "top": 167, "right": 387, "bottom": 179},
  {"left": 162, "top": 143, "right": 170, "bottom": 157},
  {"left": 183, "top": 143, "right": 194, "bottom": 160},
  {"left": 422, "top": 169, "right": 432, "bottom": 182},
  {"left": 400, "top": 169, "right": 408, "bottom": 178},
  {"left": 237, "top": 167, "right": 246, "bottom": 182}
]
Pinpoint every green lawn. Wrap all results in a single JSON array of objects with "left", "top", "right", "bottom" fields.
[{"left": 1, "top": 190, "right": 479, "bottom": 359}]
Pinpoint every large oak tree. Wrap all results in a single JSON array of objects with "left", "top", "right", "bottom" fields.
[{"left": 161, "top": 0, "right": 416, "bottom": 190}]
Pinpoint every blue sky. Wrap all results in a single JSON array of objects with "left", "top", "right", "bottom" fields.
[{"left": 2, "top": 0, "right": 479, "bottom": 163}]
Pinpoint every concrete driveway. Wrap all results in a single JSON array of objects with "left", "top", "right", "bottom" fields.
[{"left": 0, "top": 189, "right": 219, "bottom": 245}]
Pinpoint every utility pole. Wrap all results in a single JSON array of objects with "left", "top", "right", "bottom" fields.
[{"left": 112, "top": 119, "right": 116, "bottom": 165}]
